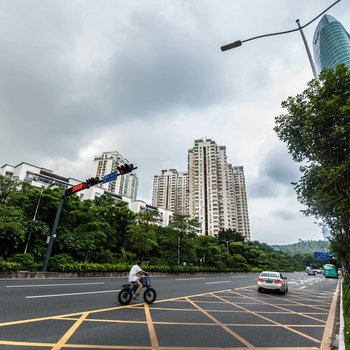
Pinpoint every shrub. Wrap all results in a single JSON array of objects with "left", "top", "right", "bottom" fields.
[
  {"left": 8, "top": 253, "right": 36, "bottom": 271},
  {"left": 0, "top": 261, "right": 21, "bottom": 272},
  {"left": 48, "top": 254, "right": 75, "bottom": 271}
]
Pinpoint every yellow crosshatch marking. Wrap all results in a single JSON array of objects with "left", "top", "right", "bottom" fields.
[{"left": 0, "top": 284, "right": 338, "bottom": 350}]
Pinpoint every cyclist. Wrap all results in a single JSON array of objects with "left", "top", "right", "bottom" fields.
[{"left": 128, "top": 260, "right": 148, "bottom": 300}]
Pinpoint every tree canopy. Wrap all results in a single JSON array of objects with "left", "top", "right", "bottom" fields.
[
  {"left": 0, "top": 174, "right": 321, "bottom": 272},
  {"left": 274, "top": 64, "right": 350, "bottom": 266}
]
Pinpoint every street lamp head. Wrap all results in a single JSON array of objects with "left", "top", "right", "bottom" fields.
[{"left": 221, "top": 40, "right": 242, "bottom": 52}]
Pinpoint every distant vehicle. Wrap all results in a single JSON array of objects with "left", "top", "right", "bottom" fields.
[
  {"left": 257, "top": 271, "right": 288, "bottom": 294},
  {"left": 307, "top": 269, "right": 316, "bottom": 276},
  {"left": 306, "top": 266, "right": 315, "bottom": 275},
  {"left": 313, "top": 268, "right": 323, "bottom": 274},
  {"left": 323, "top": 264, "right": 338, "bottom": 278}
]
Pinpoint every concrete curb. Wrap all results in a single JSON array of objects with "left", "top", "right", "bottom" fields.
[
  {"left": 339, "top": 279, "right": 345, "bottom": 350},
  {"left": 321, "top": 281, "right": 340, "bottom": 350}
]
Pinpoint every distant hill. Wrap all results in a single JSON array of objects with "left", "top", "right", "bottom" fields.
[{"left": 271, "top": 240, "right": 330, "bottom": 256}]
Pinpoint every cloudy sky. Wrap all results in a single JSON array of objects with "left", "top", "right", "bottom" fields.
[{"left": 1, "top": 0, "right": 348, "bottom": 245}]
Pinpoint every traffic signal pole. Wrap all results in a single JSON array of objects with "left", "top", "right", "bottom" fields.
[
  {"left": 41, "top": 163, "right": 137, "bottom": 272},
  {"left": 42, "top": 194, "right": 65, "bottom": 272}
]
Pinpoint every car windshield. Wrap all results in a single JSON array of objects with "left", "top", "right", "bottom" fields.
[{"left": 260, "top": 272, "right": 280, "bottom": 278}]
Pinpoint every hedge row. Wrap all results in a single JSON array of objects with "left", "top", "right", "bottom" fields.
[
  {"left": 0, "top": 260, "right": 262, "bottom": 273},
  {"left": 0, "top": 253, "right": 280, "bottom": 273},
  {"left": 50, "top": 262, "right": 248, "bottom": 273}
]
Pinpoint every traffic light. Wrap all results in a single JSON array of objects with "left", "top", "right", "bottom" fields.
[
  {"left": 116, "top": 163, "right": 137, "bottom": 175},
  {"left": 85, "top": 176, "right": 100, "bottom": 188}
]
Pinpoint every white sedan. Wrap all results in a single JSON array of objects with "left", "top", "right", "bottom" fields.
[{"left": 257, "top": 271, "right": 288, "bottom": 294}]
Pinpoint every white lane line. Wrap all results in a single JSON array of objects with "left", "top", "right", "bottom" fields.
[
  {"left": 176, "top": 278, "right": 205, "bottom": 281},
  {"left": 7, "top": 282, "right": 105, "bottom": 288},
  {"left": 205, "top": 281, "right": 231, "bottom": 285},
  {"left": 26, "top": 289, "right": 119, "bottom": 299},
  {"left": 299, "top": 286, "right": 307, "bottom": 290}
]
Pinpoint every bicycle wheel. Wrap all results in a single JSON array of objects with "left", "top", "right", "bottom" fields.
[
  {"left": 143, "top": 287, "right": 156, "bottom": 304},
  {"left": 118, "top": 288, "right": 132, "bottom": 305}
]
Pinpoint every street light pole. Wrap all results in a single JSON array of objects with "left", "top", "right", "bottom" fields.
[
  {"left": 296, "top": 19, "right": 318, "bottom": 80},
  {"left": 221, "top": 239, "right": 233, "bottom": 254},
  {"left": 24, "top": 187, "right": 44, "bottom": 254},
  {"left": 221, "top": 0, "right": 341, "bottom": 81}
]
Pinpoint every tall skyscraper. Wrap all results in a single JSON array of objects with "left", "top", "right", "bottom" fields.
[
  {"left": 313, "top": 14, "right": 350, "bottom": 73},
  {"left": 92, "top": 151, "right": 138, "bottom": 200}
]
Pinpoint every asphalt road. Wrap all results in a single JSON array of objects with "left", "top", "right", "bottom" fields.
[{"left": 0, "top": 272, "right": 339, "bottom": 349}]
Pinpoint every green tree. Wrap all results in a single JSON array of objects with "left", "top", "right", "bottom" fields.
[
  {"left": 151, "top": 226, "right": 178, "bottom": 265},
  {"left": 127, "top": 210, "right": 159, "bottom": 261},
  {"left": 230, "top": 242, "right": 246, "bottom": 256},
  {"left": 274, "top": 64, "right": 350, "bottom": 267},
  {"left": 0, "top": 175, "right": 22, "bottom": 204},
  {"left": 57, "top": 199, "right": 110, "bottom": 261},
  {"left": 218, "top": 229, "right": 245, "bottom": 243},
  {"left": 0, "top": 204, "right": 26, "bottom": 258},
  {"left": 195, "top": 235, "right": 223, "bottom": 267},
  {"left": 92, "top": 196, "right": 135, "bottom": 254},
  {"left": 169, "top": 214, "right": 200, "bottom": 264}
]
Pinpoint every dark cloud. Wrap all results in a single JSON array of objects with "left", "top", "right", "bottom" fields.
[
  {"left": 101, "top": 7, "right": 233, "bottom": 119},
  {"left": 0, "top": 1, "right": 235, "bottom": 166},
  {"left": 260, "top": 145, "right": 300, "bottom": 185},
  {"left": 248, "top": 144, "right": 300, "bottom": 198}
]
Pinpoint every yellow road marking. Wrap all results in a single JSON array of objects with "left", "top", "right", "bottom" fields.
[
  {"left": 214, "top": 293, "right": 321, "bottom": 344},
  {"left": 52, "top": 311, "right": 89, "bottom": 350},
  {"left": 234, "top": 284, "right": 257, "bottom": 290},
  {"left": 257, "top": 292, "right": 330, "bottom": 313},
  {"left": 0, "top": 340, "right": 54, "bottom": 347},
  {"left": 144, "top": 303, "right": 160, "bottom": 350},
  {"left": 186, "top": 297, "right": 255, "bottom": 348},
  {"left": 0, "top": 303, "right": 138, "bottom": 327},
  {"left": 0, "top": 285, "right": 337, "bottom": 349},
  {"left": 229, "top": 290, "right": 327, "bottom": 324},
  {"left": 0, "top": 341, "right": 321, "bottom": 349}
]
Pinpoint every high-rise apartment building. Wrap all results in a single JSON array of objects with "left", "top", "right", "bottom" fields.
[
  {"left": 152, "top": 169, "right": 178, "bottom": 213},
  {"left": 176, "top": 171, "right": 189, "bottom": 215},
  {"left": 188, "top": 138, "right": 250, "bottom": 238},
  {"left": 313, "top": 14, "right": 350, "bottom": 73},
  {"left": 152, "top": 169, "right": 188, "bottom": 215},
  {"left": 230, "top": 166, "right": 250, "bottom": 239},
  {"left": 92, "top": 151, "right": 138, "bottom": 200},
  {"left": 152, "top": 138, "right": 251, "bottom": 239}
]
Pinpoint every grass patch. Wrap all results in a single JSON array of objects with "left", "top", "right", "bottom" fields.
[{"left": 343, "top": 277, "right": 350, "bottom": 349}]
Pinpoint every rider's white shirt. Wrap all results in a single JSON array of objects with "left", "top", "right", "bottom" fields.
[{"left": 128, "top": 264, "right": 142, "bottom": 282}]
